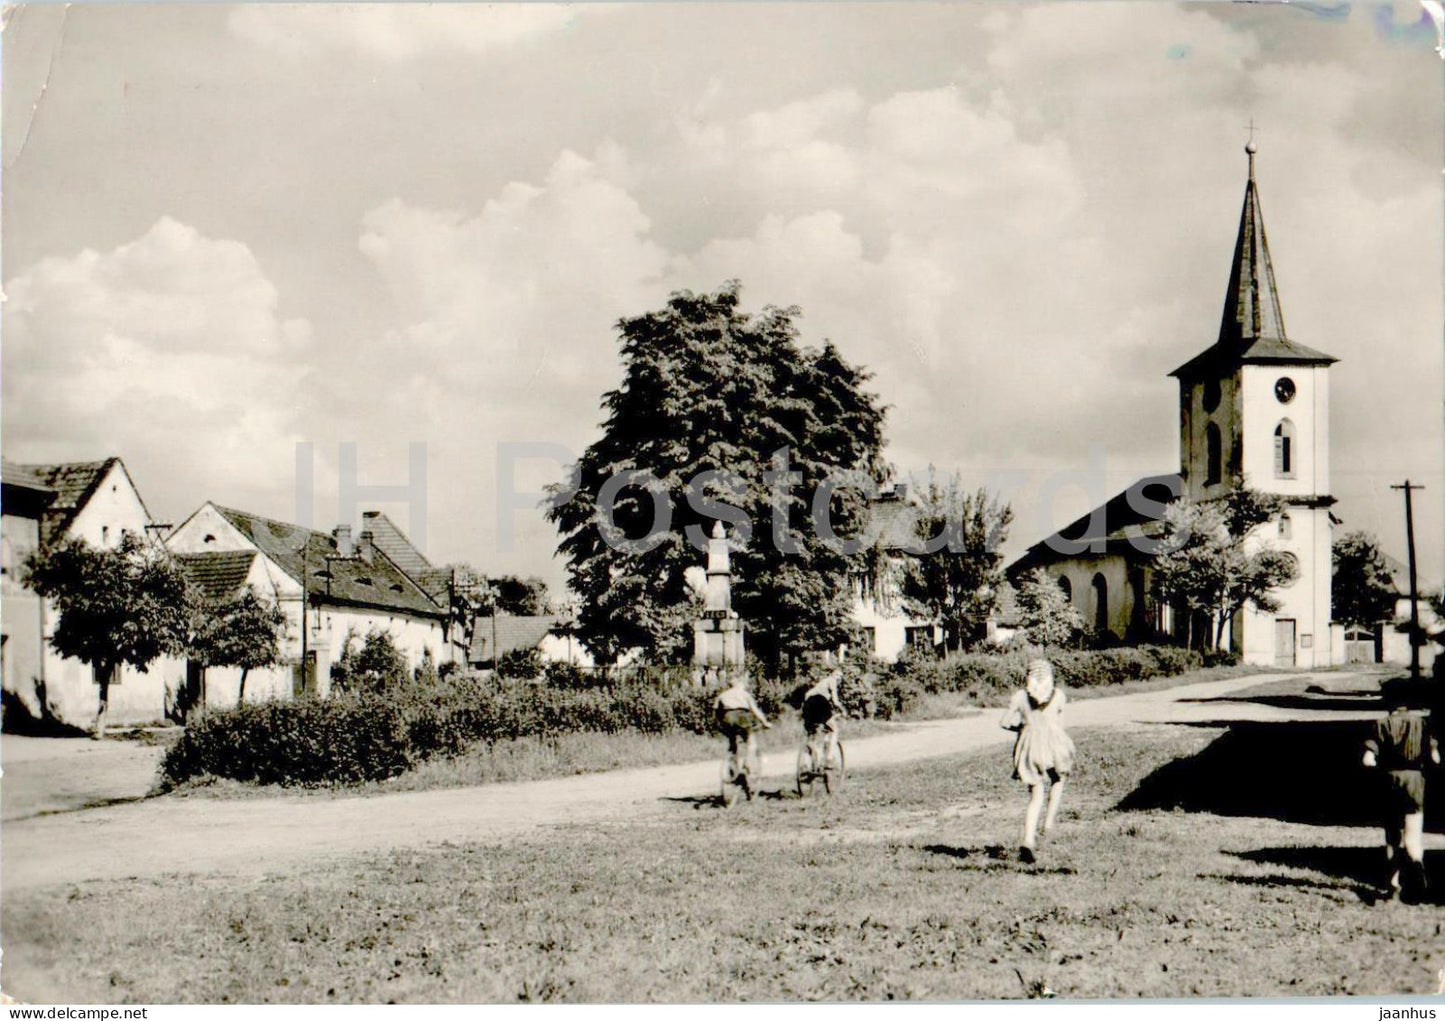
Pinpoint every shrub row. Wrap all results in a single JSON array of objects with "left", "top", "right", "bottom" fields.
[
  {"left": 160, "top": 672, "right": 773, "bottom": 788},
  {"left": 863, "top": 644, "right": 1206, "bottom": 719},
  {"left": 161, "top": 645, "right": 1206, "bottom": 787}
]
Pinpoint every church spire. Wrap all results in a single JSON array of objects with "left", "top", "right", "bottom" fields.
[{"left": 1218, "top": 140, "right": 1287, "bottom": 349}]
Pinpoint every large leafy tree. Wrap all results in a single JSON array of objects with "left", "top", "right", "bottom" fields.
[
  {"left": 1331, "top": 531, "right": 1398, "bottom": 630},
  {"left": 23, "top": 532, "right": 190, "bottom": 736},
  {"left": 899, "top": 472, "right": 1014, "bottom": 651},
  {"left": 187, "top": 588, "right": 288, "bottom": 707},
  {"left": 1151, "top": 488, "right": 1297, "bottom": 649},
  {"left": 548, "top": 282, "right": 887, "bottom": 669}
]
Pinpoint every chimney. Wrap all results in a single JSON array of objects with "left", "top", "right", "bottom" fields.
[
  {"left": 357, "top": 530, "right": 375, "bottom": 565},
  {"left": 333, "top": 524, "right": 354, "bottom": 558}
]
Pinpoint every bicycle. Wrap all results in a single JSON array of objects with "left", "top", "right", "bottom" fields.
[
  {"left": 720, "top": 740, "right": 761, "bottom": 807},
  {"left": 795, "top": 727, "right": 845, "bottom": 797}
]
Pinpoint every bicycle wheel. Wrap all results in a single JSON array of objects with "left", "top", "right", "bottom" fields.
[
  {"left": 796, "top": 745, "right": 817, "bottom": 798},
  {"left": 822, "top": 740, "right": 845, "bottom": 794}
]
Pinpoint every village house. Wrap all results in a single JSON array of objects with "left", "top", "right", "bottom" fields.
[
  {"left": 165, "top": 502, "right": 451, "bottom": 700},
  {"left": 849, "top": 483, "right": 941, "bottom": 662},
  {"left": 468, "top": 613, "right": 590, "bottom": 670},
  {"left": 1005, "top": 145, "right": 1341, "bottom": 668},
  {"left": 0, "top": 457, "right": 181, "bottom": 727}
]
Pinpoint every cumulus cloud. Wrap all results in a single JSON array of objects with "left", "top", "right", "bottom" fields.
[
  {"left": 2, "top": 217, "right": 312, "bottom": 515},
  {"left": 227, "top": 4, "right": 586, "bottom": 60}
]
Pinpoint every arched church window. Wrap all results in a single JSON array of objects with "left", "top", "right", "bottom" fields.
[
  {"left": 1274, "top": 420, "right": 1295, "bottom": 478},
  {"left": 1058, "top": 576, "right": 1072, "bottom": 603},
  {"left": 1091, "top": 573, "right": 1108, "bottom": 634},
  {"left": 1204, "top": 423, "right": 1222, "bottom": 486}
]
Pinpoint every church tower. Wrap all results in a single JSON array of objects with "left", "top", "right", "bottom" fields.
[{"left": 1169, "top": 142, "right": 1338, "bottom": 667}]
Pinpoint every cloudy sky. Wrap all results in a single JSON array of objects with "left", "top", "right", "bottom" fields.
[{"left": 4, "top": 2, "right": 1442, "bottom": 590}]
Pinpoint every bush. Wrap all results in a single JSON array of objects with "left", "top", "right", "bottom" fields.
[
  {"left": 874, "top": 644, "right": 1206, "bottom": 713},
  {"left": 161, "top": 668, "right": 733, "bottom": 787},
  {"left": 330, "top": 628, "right": 410, "bottom": 696},
  {"left": 161, "top": 695, "right": 412, "bottom": 786},
  {"left": 496, "top": 647, "right": 544, "bottom": 680}
]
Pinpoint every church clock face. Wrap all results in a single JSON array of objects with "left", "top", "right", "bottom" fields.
[
  {"left": 1202, "top": 379, "right": 1221, "bottom": 413},
  {"left": 1274, "top": 377, "right": 1296, "bottom": 404}
]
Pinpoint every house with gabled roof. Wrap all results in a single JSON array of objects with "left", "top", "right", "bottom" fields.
[
  {"left": 849, "top": 483, "right": 942, "bottom": 662},
  {"left": 468, "top": 613, "right": 590, "bottom": 669},
  {"left": 1, "top": 457, "right": 180, "bottom": 728},
  {"left": 166, "top": 502, "right": 450, "bottom": 699}
]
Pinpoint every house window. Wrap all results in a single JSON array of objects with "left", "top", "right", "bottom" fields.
[
  {"left": 1204, "top": 423, "right": 1222, "bottom": 486},
  {"left": 1274, "top": 420, "right": 1295, "bottom": 477},
  {"left": 1091, "top": 573, "right": 1108, "bottom": 634},
  {"left": 1058, "top": 576, "right": 1072, "bottom": 603},
  {"left": 101, "top": 525, "right": 110, "bottom": 544},
  {"left": 1278, "top": 513, "right": 1291, "bottom": 539}
]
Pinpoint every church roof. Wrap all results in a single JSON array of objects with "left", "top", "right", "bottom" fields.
[
  {"left": 1005, "top": 473, "right": 1181, "bottom": 580},
  {"left": 1171, "top": 145, "right": 1337, "bottom": 380}
]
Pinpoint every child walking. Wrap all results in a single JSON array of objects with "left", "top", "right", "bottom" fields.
[
  {"left": 1000, "top": 659, "right": 1076, "bottom": 863},
  {"left": 1362, "top": 686, "right": 1440, "bottom": 903}
]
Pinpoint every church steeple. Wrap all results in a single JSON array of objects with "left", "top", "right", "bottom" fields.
[
  {"left": 1218, "top": 141, "right": 1287, "bottom": 349},
  {"left": 1171, "top": 142, "right": 1335, "bottom": 381}
]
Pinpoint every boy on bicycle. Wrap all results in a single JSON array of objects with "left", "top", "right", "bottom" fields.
[
  {"left": 801, "top": 669, "right": 845, "bottom": 753},
  {"left": 714, "top": 671, "right": 771, "bottom": 763}
]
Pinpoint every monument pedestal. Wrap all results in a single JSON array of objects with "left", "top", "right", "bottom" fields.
[{"left": 694, "top": 611, "right": 745, "bottom": 668}]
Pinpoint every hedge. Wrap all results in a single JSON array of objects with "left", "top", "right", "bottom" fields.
[
  {"left": 862, "top": 645, "right": 1205, "bottom": 719},
  {"left": 160, "top": 646, "right": 1205, "bottom": 787},
  {"left": 161, "top": 673, "right": 749, "bottom": 788}
]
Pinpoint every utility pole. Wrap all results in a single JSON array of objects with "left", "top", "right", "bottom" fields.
[{"left": 1391, "top": 481, "right": 1426, "bottom": 680}]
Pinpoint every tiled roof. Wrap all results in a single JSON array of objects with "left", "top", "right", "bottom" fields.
[
  {"left": 2, "top": 463, "right": 52, "bottom": 491},
  {"left": 10, "top": 458, "right": 135, "bottom": 545},
  {"left": 870, "top": 495, "right": 922, "bottom": 552},
  {"left": 211, "top": 505, "right": 446, "bottom": 620},
  {"left": 361, "top": 510, "right": 451, "bottom": 600},
  {"left": 468, "top": 614, "right": 568, "bottom": 665},
  {"left": 175, "top": 550, "right": 258, "bottom": 603}
]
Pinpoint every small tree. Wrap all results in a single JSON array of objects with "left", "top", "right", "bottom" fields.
[
  {"left": 1014, "top": 568, "right": 1086, "bottom": 648},
  {"left": 1152, "top": 489, "right": 1297, "bottom": 650},
  {"left": 1331, "top": 531, "right": 1398, "bottom": 631},
  {"left": 899, "top": 472, "right": 1013, "bottom": 651},
  {"left": 188, "top": 587, "right": 288, "bottom": 708},
  {"left": 23, "top": 533, "right": 189, "bottom": 736},
  {"left": 330, "top": 628, "right": 410, "bottom": 696}
]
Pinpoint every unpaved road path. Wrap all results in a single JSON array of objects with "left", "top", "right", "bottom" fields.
[{"left": 0, "top": 672, "right": 1384, "bottom": 893}]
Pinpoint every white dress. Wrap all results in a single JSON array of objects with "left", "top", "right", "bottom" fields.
[{"left": 1000, "top": 687, "right": 1075, "bottom": 786}]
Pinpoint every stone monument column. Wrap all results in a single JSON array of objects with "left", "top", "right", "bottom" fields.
[{"left": 693, "top": 520, "right": 745, "bottom": 671}]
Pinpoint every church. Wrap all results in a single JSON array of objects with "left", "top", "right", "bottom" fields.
[{"left": 1006, "top": 142, "right": 1340, "bottom": 668}]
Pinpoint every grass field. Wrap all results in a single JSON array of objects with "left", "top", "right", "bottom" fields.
[{"left": 8, "top": 720, "right": 1442, "bottom": 1003}]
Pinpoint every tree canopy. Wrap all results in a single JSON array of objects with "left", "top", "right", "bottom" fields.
[
  {"left": 1331, "top": 531, "right": 1398, "bottom": 630},
  {"left": 187, "top": 587, "right": 288, "bottom": 702},
  {"left": 548, "top": 282, "right": 887, "bottom": 668},
  {"left": 23, "top": 532, "right": 189, "bottom": 678},
  {"left": 1151, "top": 488, "right": 1297, "bottom": 649},
  {"left": 1014, "top": 568, "right": 1086, "bottom": 649},
  {"left": 899, "top": 472, "right": 1013, "bottom": 650}
]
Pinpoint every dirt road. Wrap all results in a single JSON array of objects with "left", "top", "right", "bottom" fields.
[{"left": 0, "top": 671, "right": 1381, "bottom": 893}]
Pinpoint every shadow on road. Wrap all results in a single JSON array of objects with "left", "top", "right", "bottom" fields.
[
  {"left": 1177, "top": 693, "right": 1383, "bottom": 713},
  {"left": 1117, "top": 720, "right": 1443, "bottom": 832}
]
